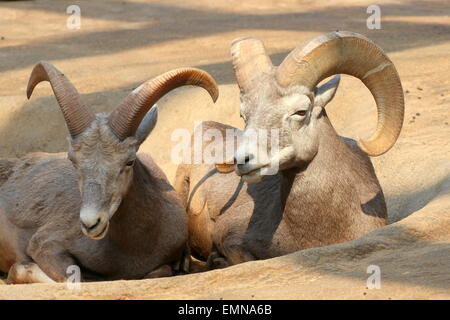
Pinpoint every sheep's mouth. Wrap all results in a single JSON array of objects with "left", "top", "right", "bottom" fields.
[
  {"left": 237, "top": 164, "right": 273, "bottom": 184},
  {"left": 241, "top": 170, "right": 265, "bottom": 184},
  {"left": 92, "top": 222, "right": 109, "bottom": 240},
  {"left": 83, "top": 221, "right": 109, "bottom": 240}
]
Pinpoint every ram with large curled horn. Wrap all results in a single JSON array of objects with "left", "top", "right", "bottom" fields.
[
  {"left": 0, "top": 61, "right": 218, "bottom": 283},
  {"left": 175, "top": 31, "right": 404, "bottom": 268}
]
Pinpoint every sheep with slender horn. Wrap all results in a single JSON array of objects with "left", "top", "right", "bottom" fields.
[
  {"left": 0, "top": 61, "right": 218, "bottom": 283},
  {"left": 175, "top": 31, "right": 404, "bottom": 267}
]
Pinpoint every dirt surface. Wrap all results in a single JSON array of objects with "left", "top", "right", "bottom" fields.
[
  {"left": 0, "top": 0, "right": 449, "bottom": 299},
  {"left": 1, "top": 198, "right": 449, "bottom": 300}
]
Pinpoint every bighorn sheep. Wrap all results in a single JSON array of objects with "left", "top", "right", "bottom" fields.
[
  {"left": 175, "top": 31, "right": 404, "bottom": 267},
  {"left": 0, "top": 62, "right": 218, "bottom": 283}
]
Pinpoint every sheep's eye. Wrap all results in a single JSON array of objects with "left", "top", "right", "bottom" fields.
[
  {"left": 295, "top": 110, "right": 307, "bottom": 117},
  {"left": 68, "top": 155, "right": 78, "bottom": 167},
  {"left": 126, "top": 160, "right": 135, "bottom": 167}
]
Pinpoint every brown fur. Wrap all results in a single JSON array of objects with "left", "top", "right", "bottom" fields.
[
  {"left": 176, "top": 76, "right": 387, "bottom": 267},
  {"left": 0, "top": 114, "right": 187, "bottom": 282}
]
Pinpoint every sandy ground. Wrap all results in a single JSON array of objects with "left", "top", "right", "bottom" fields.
[{"left": 0, "top": 0, "right": 449, "bottom": 299}]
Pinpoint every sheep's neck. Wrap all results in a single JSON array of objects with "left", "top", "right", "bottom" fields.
[
  {"left": 107, "top": 159, "right": 161, "bottom": 251},
  {"left": 278, "top": 119, "right": 348, "bottom": 225},
  {"left": 276, "top": 116, "right": 385, "bottom": 247}
]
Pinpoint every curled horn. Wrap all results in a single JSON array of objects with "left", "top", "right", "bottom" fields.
[
  {"left": 27, "top": 61, "right": 95, "bottom": 137},
  {"left": 108, "top": 68, "right": 219, "bottom": 141},
  {"left": 231, "top": 37, "right": 273, "bottom": 93},
  {"left": 275, "top": 31, "right": 404, "bottom": 156}
]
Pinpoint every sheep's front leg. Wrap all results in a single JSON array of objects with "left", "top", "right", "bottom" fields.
[
  {"left": 145, "top": 247, "right": 192, "bottom": 278},
  {"left": 7, "top": 262, "right": 55, "bottom": 284},
  {"left": 25, "top": 231, "right": 79, "bottom": 283}
]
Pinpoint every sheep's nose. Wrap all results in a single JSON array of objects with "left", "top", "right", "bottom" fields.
[{"left": 81, "top": 218, "right": 101, "bottom": 231}]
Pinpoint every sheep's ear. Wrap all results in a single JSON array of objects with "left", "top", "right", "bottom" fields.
[
  {"left": 135, "top": 105, "right": 158, "bottom": 145},
  {"left": 314, "top": 75, "right": 340, "bottom": 108}
]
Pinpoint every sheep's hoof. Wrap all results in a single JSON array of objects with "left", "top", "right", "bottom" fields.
[
  {"left": 188, "top": 256, "right": 209, "bottom": 273},
  {"left": 173, "top": 247, "right": 191, "bottom": 275},
  {"left": 207, "top": 252, "right": 229, "bottom": 269},
  {"left": 144, "top": 265, "right": 173, "bottom": 279},
  {"left": 6, "top": 262, "right": 55, "bottom": 284}
]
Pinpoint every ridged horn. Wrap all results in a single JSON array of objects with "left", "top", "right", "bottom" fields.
[
  {"left": 108, "top": 68, "right": 219, "bottom": 141},
  {"left": 231, "top": 36, "right": 273, "bottom": 93},
  {"left": 275, "top": 31, "right": 404, "bottom": 156},
  {"left": 27, "top": 61, "right": 95, "bottom": 137}
]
